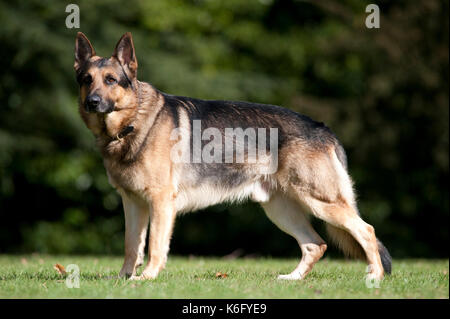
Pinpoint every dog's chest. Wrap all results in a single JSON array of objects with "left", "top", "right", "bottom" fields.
[{"left": 104, "top": 160, "right": 148, "bottom": 196}]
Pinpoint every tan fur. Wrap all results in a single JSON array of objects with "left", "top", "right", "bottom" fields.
[
  {"left": 261, "top": 193, "right": 327, "bottom": 280},
  {"left": 78, "top": 63, "right": 140, "bottom": 139},
  {"left": 75, "top": 32, "right": 388, "bottom": 281},
  {"left": 277, "top": 145, "right": 384, "bottom": 280},
  {"left": 325, "top": 224, "right": 365, "bottom": 260},
  {"left": 107, "top": 98, "right": 179, "bottom": 279},
  {"left": 118, "top": 190, "right": 149, "bottom": 277}
]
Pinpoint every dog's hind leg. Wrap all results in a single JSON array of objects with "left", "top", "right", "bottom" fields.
[
  {"left": 261, "top": 193, "right": 327, "bottom": 280},
  {"left": 287, "top": 148, "right": 387, "bottom": 281},
  {"left": 118, "top": 191, "right": 150, "bottom": 278},
  {"left": 301, "top": 196, "right": 385, "bottom": 280}
]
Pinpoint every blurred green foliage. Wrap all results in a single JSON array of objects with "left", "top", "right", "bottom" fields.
[{"left": 0, "top": 0, "right": 448, "bottom": 258}]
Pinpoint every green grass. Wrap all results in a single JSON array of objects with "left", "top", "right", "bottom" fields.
[{"left": 0, "top": 255, "right": 447, "bottom": 298}]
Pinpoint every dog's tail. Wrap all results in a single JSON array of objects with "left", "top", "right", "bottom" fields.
[
  {"left": 325, "top": 225, "right": 392, "bottom": 274},
  {"left": 377, "top": 238, "right": 392, "bottom": 274}
]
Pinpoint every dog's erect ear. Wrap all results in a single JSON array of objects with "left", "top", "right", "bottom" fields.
[
  {"left": 74, "top": 32, "right": 95, "bottom": 71},
  {"left": 113, "top": 32, "right": 138, "bottom": 78}
]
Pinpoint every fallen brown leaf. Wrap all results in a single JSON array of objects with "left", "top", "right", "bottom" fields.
[
  {"left": 215, "top": 272, "right": 228, "bottom": 279},
  {"left": 53, "top": 263, "right": 67, "bottom": 276}
]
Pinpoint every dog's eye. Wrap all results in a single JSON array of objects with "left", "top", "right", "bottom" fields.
[
  {"left": 83, "top": 75, "right": 92, "bottom": 85},
  {"left": 106, "top": 76, "right": 117, "bottom": 85}
]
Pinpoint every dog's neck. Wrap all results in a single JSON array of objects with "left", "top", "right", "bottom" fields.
[
  {"left": 98, "top": 81, "right": 165, "bottom": 163},
  {"left": 114, "top": 124, "right": 134, "bottom": 140},
  {"left": 109, "top": 82, "right": 141, "bottom": 141}
]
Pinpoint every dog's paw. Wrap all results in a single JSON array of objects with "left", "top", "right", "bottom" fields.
[
  {"left": 365, "top": 271, "right": 384, "bottom": 282},
  {"left": 128, "top": 275, "right": 143, "bottom": 281},
  {"left": 129, "top": 272, "right": 157, "bottom": 281},
  {"left": 118, "top": 273, "right": 132, "bottom": 280},
  {"left": 119, "top": 269, "right": 134, "bottom": 279},
  {"left": 277, "top": 273, "right": 303, "bottom": 280}
]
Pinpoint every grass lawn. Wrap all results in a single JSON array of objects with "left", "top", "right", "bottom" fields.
[{"left": 0, "top": 254, "right": 447, "bottom": 298}]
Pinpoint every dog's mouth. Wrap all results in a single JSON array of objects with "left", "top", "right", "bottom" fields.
[
  {"left": 85, "top": 104, "right": 115, "bottom": 114},
  {"left": 84, "top": 98, "right": 115, "bottom": 114}
]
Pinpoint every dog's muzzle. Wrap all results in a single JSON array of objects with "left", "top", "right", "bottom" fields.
[{"left": 85, "top": 95, "right": 113, "bottom": 113}]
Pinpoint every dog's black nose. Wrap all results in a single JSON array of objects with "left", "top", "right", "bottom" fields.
[{"left": 86, "top": 95, "right": 101, "bottom": 111}]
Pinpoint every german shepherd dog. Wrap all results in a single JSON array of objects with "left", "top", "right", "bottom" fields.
[{"left": 74, "top": 32, "right": 391, "bottom": 281}]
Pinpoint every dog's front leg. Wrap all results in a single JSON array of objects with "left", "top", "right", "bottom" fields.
[
  {"left": 133, "top": 190, "right": 176, "bottom": 280},
  {"left": 119, "top": 192, "right": 150, "bottom": 278}
]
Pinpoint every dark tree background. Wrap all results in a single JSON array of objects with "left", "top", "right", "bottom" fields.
[{"left": 0, "top": 0, "right": 448, "bottom": 258}]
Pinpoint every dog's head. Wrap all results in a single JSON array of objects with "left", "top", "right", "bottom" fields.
[{"left": 74, "top": 32, "right": 139, "bottom": 137}]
